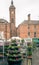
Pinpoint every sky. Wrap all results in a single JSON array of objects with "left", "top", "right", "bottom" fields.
[{"left": 0, "top": 0, "right": 39, "bottom": 27}]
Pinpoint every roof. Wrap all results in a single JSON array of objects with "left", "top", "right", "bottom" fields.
[
  {"left": 9, "top": 5, "right": 15, "bottom": 9},
  {"left": 0, "top": 19, "right": 8, "bottom": 23},
  {"left": 20, "top": 20, "right": 39, "bottom": 25}
]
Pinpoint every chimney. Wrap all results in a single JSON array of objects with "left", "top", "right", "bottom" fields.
[{"left": 28, "top": 14, "right": 30, "bottom": 21}]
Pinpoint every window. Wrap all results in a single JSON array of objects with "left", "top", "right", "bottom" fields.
[
  {"left": 34, "top": 32, "right": 36, "bottom": 37},
  {"left": 28, "top": 32, "right": 30, "bottom": 36},
  {"left": 28, "top": 25, "right": 30, "bottom": 29},
  {"left": 34, "top": 25, "right": 36, "bottom": 29}
]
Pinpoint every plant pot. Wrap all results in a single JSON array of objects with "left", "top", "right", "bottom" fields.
[
  {"left": 8, "top": 60, "right": 22, "bottom": 65},
  {"left": 27, "top": 56, "right": 32, "bottom": 59}
]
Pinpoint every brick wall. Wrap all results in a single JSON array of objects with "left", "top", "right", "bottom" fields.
[{"left": 17, "top": 23, "right": 39, "bottom": 38}]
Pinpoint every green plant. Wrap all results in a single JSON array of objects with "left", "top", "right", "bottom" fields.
[
  {"left": 11, "top": 39, "right": 16, "bottom": 43},
  {"left": 27, "top": 51, "right": 32, "bottom": 56},
  {"left": 32, "top": 42, "right": 36, "bottom": 51},
  {"left": 4, "top": 45, "right": 9, "bottom": 56},
  {"left": 27, "top": 44, "right": 32, "bottom": 56},
  {"left": 21, "top": 39, "right": 24, "bottom": 43},
  {"left": 7, "top": 40, "right": 22, "bottom": 65}
]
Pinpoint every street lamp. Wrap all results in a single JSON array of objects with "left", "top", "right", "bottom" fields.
[
  {"left": 0, "top": 32, "right": 5, "bottom": 61},
  {"left": 2, "top": 38, "right": 5, "bottom": 61}
]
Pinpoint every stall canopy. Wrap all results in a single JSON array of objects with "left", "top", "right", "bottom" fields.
[{"left": 32, "top": 38, "right": 39, "bottom": 47}]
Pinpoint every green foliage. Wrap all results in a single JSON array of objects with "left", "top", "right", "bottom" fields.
[
  {"left": 27, "top": 43, "right": 32, "bottom": 56},
  {"left": 21, "top": 39, "right": 24, "bottom": 43},
  {"left": 4, "top": 45, "right": 9, "bottom": 56},
  {"left": 32, "top": 42, "right": 36, "bottom": 51},
  {"left": 27, "top": 51, "right": 32, "bottom": 56},
  {"left": 7, "top": 40, "right": 22, "bottom": 62},
  {"left": 11, "top": 39, "right": 16, "bottom": 43}
]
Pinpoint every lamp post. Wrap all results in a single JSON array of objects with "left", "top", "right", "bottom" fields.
[
  {"left": 3, "top": 39, "right": 4, "bottom": 61},
  {"left": 2, "top": 32, "right": 5, "bottom": 61},
  {"left": 0, "top": 39, "right": 5, "bottom": 61},
  {"left": 0, "top": 32, "right": 5, "bottom": 61}
]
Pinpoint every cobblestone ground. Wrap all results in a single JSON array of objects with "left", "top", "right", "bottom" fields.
[
  {"left": 32, "top": 47, "right": 39, "bottom": 65},
  {"left": 0, "top": 57, "right": 27, "bottom": 65}
]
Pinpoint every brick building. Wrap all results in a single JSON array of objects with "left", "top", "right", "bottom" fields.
[
  {"left": 17, "top": 14, "right": 39, "bottom": 38},
  {"left": 0, "top": 0, "right": 16, "bottom": 40},
  {"left": 0, "top": 0, "right": 39, "bottom": 40}
]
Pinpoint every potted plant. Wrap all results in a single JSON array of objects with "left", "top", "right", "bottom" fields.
[
  {"left": 4, "top": 42, "right": 9, "bottom": 56},
  {"left": 27, "top": 44, "right": 32, "bottom": 58},
  {"left": 7, "top": 39, "right": 22, "bottom": 65}
]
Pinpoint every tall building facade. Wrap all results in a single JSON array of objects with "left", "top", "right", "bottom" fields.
[
  {"left": 0, "top": 0, "right": 16, "bottom": 40},
  {"left": 9, "top": 0, "right": 16, "bottom": 37},
  {"left": 0, "top": 0, "right": 39, "bottom": 40},
  {"left": 17, "top": 14, "right": 39, "bottom": 38}
]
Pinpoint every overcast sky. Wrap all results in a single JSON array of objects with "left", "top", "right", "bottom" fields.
[{"left": 0, "top": 0, "right": 39, "bottom": 27}]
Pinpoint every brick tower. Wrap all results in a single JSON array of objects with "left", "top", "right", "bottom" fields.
[{"left": 9, "top": 0, "right": 16, "bottom": 37}]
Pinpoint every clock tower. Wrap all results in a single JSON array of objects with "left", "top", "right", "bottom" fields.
[
  {"left": 9, "top": 0, "right": 15, "bottom": 25},
  {"left": 9, "top": 0, "right": 16, "bottom": 37}
]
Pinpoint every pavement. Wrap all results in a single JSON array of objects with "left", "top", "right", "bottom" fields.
[
  {"left": 22, "top": 58, "right": 27, "bottom": 65},
  {"left": 0, "top": 57, "right": 27, "bottom": 65},
  {"left": 32, "top": 47, "right": 39, "bottom": 65},
  {"left": 0, "top": 57, "right": 8, "bottom": 65}
]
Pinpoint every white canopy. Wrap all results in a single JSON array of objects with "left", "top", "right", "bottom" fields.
[{"left": 11, "top": 37, "right": 21, "bottom": 40}]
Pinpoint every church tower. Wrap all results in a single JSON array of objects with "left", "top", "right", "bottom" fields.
[{"left": 9, "top": 0, "right": 16, "bottom": 37}]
